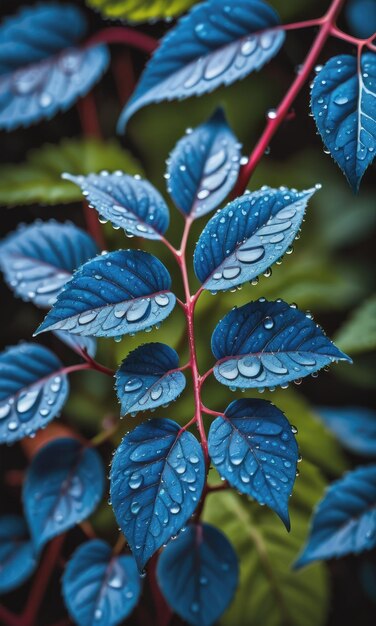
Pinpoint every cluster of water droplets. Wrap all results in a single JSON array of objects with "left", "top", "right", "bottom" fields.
[
  {"left": 198, "top": 186, "right": 317, "bottom": 292},
  {"left": 210, "top": 414, "right": 300, "bottom": 510},
  {"left": 0, "top": 348, "right": 67, "bottom": 443},
  {"left": 64, "top": 171, "right": 167, "bottom": 240}
]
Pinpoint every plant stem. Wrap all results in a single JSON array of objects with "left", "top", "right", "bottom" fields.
[
  {"left": 176, "top": 218, "right": 209, "bottom": 463},
  {"left": 85, "top": 27, "right": 158, "bottom": 55},
  {"left": 233, "top": 0, "right": 347, "bottom": 195},
  {"left": 21, "top": 535, "right": 65, "bottom": 626}
]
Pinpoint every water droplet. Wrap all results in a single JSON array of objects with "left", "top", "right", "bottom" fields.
[
  {"left": 129, "top": 473, "right": 143, "bottom": 489},
  {"left": 263, "top": 316, "right": 274, "bottom": 330},
  {"left": 126, "top": 299, "right": 151, "bottom": 323},
  {"left": 131, "top": 501, "right": 141, "bottom": 515},
  {"left": 266, "top": 109, "right": 277, "bottom": 120},
  {"left": 291, "top": 425, "right": 298, "bottom": 434},
  {"left": 16, "top": 389, "right": 40, "bottom": 414},
  {"left": 125, "top": 378, "right": 143, "bottom": 393},
  {"left": 155, "top": 293, "right": 170, "bottom": 307},
  {"left": 170, "top": 504, "right": 181, "bottom": 514},
  {"left": 78, "top": 311, "right": 97, "bottom": 325},
  {"left": 334, "top": 95, "right": 349, "bottom": 106}
]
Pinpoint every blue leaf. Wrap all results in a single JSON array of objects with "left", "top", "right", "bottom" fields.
[
  {"left": 0, "top": 220, "right": 98, "bottom": 308},
  {"left": 23, "top": 437, "right": 105, "bottom": 553},
  {"left": 346, "top": 0, "right": 376, "bottom": 40},
  {"left": 118, "top": 0, "right": 285, "bottom": 130},
  {"left": 295, "top": 464, "right": 376, "bottom": 568},
  {"left": 63, "top": 172, "right": 170, "bottom": 240},
  {"left": 211, "top": 298, "right": 351, "bottom": 390},
  {"left": 54, "top": 331, "right": 97, "bottom": 359},
  {"left": 311, "top": 53, "right": 376, "bottom": 192},
  {"left": 115, "top": 343, "right": 186, "bottom": 416},
  {"left": 194, "top": 186, "right": 317, "bottom": 291},
  {"left": 35, "top": 250, "right": 176, "bottom": 338},
  {"left": 0, "top": 343, "right": 69, "bottom": 444},
  {"left": 0, "top": 515, "right": 37, "bottom": 594},
  {"left": 167, "top": 108, "right": 241, "bottom": 218},
  {"left": 208, "top": 398, "right": 298, "bottom": 529},
  {"left": 110, "top": 418, "right": 205, "bottom": 570},
  {"left": 317, "top": 406, "right": 376, "bottom": 457},
  {"left": 62, "top": 539, "right": 141, "bottom": 626},
  {"left": 157, "top": 523, "right": 238, "bottom": 626},
  {"left": 0, "top": 3, "right": 109, "bottom": 130}
]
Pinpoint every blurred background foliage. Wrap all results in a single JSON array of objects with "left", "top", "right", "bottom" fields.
[{"left": 0, "top": 0, "right": 375, "bottom": 625}]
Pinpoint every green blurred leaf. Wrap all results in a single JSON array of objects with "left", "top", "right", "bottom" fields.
[
  {"left": 334, "top": 295, "right": 376, "bottom": 355},
  {"left": 204, "top": 461, "right": 329, "bottom": 626},
  {"left": 0, "top": 138, "right": 142, "bottom": 206},
  {"left": 87, "top": 0, "right": 196, "bottom": 22}
]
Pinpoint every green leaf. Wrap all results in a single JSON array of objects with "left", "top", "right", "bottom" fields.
[
  {"left": 0, "top": 138, "right": 142, "bottom": 207},
  {"left": 204, "top": 462, "right": 329, "bottom": 626},
  {"left": 334, "top": 295, "right": 376, "bottom": 355},
  {"left": 86, "top": 0, "right": 197, "bottom": 22}
]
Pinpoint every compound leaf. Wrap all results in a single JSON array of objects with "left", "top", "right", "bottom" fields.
[
  {"left": 157, "top": 523, "right": 238, "bottom": 626},
  {"left": 311, "top": 53, "right": 376, "bottom": 192},
  {"left": 0, "top": 138, "right": 141, "bottom": 207},
  {"left": 211, "top": 298, "right": 351, "bottom": 389},
  {"left": 62, "top": 539, "right": 141, "bottom": 626},
  {"left": 318, "top": 406, "right": 376, "bottom": 457},
  {"left": 118, "top": 0, "right": 285, "bottom": 130},
  {"left": 0, "top": 220, "right": 98, "bottom": 308},
  {"left": 110, "top": 418, "right": 205, "bottom": 570},
  {"left": 115, "top": 343, "right": 186, "bottom": 416},
  {"left": 296, "top": 464, "right": 376, "bottom": 568},
  {"left": 0, "top": 515, "right": 37, "bottom": 593},
  {"left": 23, "top": 437, "right": 105, "bottom": 553},
  {"left": 208, "top": 398, "right": 298, "bottom": 529},
  {"left": 86, "top": 0, "right": 198, "bottom": 23},
  {"left": 0, "top": 343, "right": 69, "bottom": 444},
  {"left": 334, "top": 295, "right": 376, "bottom": 355},
  {"left": 167, "top": 108, "right": 241, "bottom": 218},
  {"left": 35, "top": 250, "right": 176, "bottom": 338},
  {"left": 194, "top": 186, "right": 317, "bottom": 291},
  {"left": 63, "top": 172, "right": 169, "bottom": 240},
  {"left": 0, "top": 3, "right": 109, "bottom": 130}
]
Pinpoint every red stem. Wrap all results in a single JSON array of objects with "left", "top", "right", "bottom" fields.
[
  {"left": 21, "top": 535, "right": 65, "bottom": 626},
  {"left": 233, "top": 0, "right": 347, "bottom": 196},
  {"left": 85, "top": 27, "right": 158, "bottom": 55}
]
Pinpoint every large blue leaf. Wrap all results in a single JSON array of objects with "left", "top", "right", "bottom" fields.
[
  {"left": 110, "top": 418, "right": 205, "bottom": 570},
  {"left": 208, "top": 398, "right": 298, "bottom": 529},
  {"left": 118, "top": 0, "right": 285, "bottom": 130},
  {"left": 157, "top": 523, "right": 238, "bottom": 626},
  {"left": 0, "top": 3, "right": 109, "bottom": 130},
  {"left": 0, "top": 515, "right": 37, "bottom": 594},
  {"left": 211, "top": 298, "right": 351, "bottom": 390},
  {"left": 35, "top": 250, "right": 176, "bottom": 338},
  {"left": 115, "top": 343, "right": 186, "bottom": 416},
  {"left": 311, "top": 53, "right": 376, "bottom": 192},
  {"left": 23, "top": 437, "right": 105, "bottom": 553},
  {"left": 295, "top": 464, "right": 376, "bottom": 568},
  {"left": 194, "top": 186, "right": 317, "bottom": 291},
  {"left": 62, "top": 539, "right": 141, "bottom": 626},
  {"left": 0, "top": 220, "right": 98, "bottom": 308},
  {"left": 317, "top": 406, "right": 376, "bottom": 457},
  {"left": 0, "top": 343, "right": 69, "bottom": 444},
  {"left": 167, "top": 108, "right": 241, "bottom": 218},
  {"left": 63, "top": 172, "right": 170, "bottom": 240}
]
